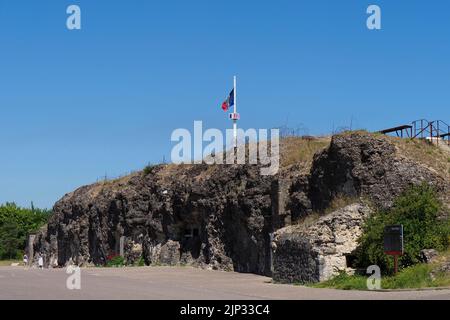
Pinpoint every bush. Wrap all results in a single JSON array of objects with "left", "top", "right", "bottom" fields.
[
  {"left": 106, "top": 254, "right": 125, "bottom": 267},
  {"left": 355, "top": 183, "right": 450, "bottom": 274}
]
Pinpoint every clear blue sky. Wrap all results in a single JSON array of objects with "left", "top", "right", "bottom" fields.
[{"left": 0, "top": 0, "right": 449, "bottom": 209}]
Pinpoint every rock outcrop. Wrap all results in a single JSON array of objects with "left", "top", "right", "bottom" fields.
[
  {"left": 36, "top": 163, "right": 277, "bottom": 275},
  {"left": 33, "top": 132, "right": 450, "bottom": 280},
  {"left": 272, "top": 203, "right": 371, "bottom": 283},
  {"left": 309, "top": 133, "right": 449, "bottom": 211}
]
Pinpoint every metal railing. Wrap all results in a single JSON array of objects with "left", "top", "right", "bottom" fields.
[
  {"left": 411, "top": 119, "right": 431, "bottom": 139},
  {"left": 431, "top": 120, "right": 450, "bottom": 146},
  {"left": 381, "top": 119, "right": 450, "bottom": 146}
]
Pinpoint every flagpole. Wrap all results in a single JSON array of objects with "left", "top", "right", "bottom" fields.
[{"left": 233, "top": 75, "right": 237, "bottom": 148}]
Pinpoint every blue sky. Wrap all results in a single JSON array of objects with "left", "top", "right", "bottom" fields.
[{"left": 0, "top": 0, "right": 449, "bottom": 209}]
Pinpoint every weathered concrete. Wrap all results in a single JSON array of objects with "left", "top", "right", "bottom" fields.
[{"left": 273, "top": 203, "right": 371, "bottom": 284}]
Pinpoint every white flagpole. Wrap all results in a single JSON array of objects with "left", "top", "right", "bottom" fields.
[{"left": 233, "top": 75, "right": 237, "bottom": 148}]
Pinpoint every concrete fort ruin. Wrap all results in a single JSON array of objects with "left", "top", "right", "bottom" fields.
[{"left": 32, "top": 132, "right": 450, "bottom": 283}]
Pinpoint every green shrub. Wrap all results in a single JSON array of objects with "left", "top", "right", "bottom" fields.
[
  {"left": 106, "top": 255, "right": 125, "bottom": 267},
  {"left": 137, "top": 256, "right": 145, "bottom": 267},
  {"left": 355, "top": 183, "right": 450, "bottom": 274}
]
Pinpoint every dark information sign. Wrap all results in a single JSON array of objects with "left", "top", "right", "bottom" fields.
[{"left": 384, "top": 225, "right": 404, "bottom": 255}]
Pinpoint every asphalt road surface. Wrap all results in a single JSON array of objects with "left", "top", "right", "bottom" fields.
[{"left": 0, "top": 266, "right": 449, "bottom": 300}]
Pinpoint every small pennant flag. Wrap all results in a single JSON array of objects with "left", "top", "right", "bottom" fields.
[{"left": 221, "top": 89, "right": 234, "bottom": 111}]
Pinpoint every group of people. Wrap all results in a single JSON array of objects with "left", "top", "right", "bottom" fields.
[{"left": 22, "top": 253, "right": 44, "bottom": 269}]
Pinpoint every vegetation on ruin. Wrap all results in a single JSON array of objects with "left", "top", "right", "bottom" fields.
[
  {"left": 105, "top": 254, "right": 126, "bottom": 267},
  {"left": 354, "top": 183, "right": 450, "bottom": 274},
  {"left": 280, "top": 136, "right": 330, "bottom": 170},
  {"left": 312, "top": 260, "right": 450, "bottom": 290},
  {"left": 314, "top": 184, "right": 450, "bottom": 290}
]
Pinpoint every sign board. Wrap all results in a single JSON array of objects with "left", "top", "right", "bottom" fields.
[
  {"left": 384, "top": 225, "right": 404, "bottom": 255},
  {"left": 229, "top": 113, "right": 240, "bottom": 120},
  {"left": 119, "top": 236, "right": 125, "bottom": 257}
]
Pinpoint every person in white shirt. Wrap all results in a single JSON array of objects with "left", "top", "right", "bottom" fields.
[{"left": 38, "top": 254, "right": 44, "bottom": 269}]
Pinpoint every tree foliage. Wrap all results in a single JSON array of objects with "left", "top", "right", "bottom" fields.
[{"left": 0, "top": 203, "right": 51, "bottom": 260}]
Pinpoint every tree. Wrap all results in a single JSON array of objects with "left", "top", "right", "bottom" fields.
[
  {"left": 0, "top": 218, "right": 22, "bottom": 259},
  {"left": 0, "top": 203, "right": 51, "bottom": 260}
]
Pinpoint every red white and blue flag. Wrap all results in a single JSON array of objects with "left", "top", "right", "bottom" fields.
[{"left": 221, "top": 89, "right": 235, "bottom": 111}]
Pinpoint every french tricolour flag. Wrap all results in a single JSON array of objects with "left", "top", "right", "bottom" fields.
[{"left": 221, "top": 89, "right": 234, "bottom": 112}]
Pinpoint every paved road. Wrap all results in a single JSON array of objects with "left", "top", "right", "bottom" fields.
[{"left": 0, "top": 266, "right": 449, "bottom": 300}]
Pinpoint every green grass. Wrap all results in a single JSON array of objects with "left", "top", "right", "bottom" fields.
[
  {"left": 312, "top": 272, "right": 368, "bottom": 290},
  {"left": 312, "top": 263, "right": 450, "bottom": 290},
  {"left": 136, "top": 257, "right": 145, "bottom": 267},
  {"left": 382, "top": 264, "right": 434, "bottom": 289},
  {"left": 105, "top": 255, "right": 125, "bottom": 267}
]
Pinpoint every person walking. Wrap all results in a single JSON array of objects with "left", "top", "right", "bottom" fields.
[
  {"left": 38, "top": 254, "right": 44, "bottom": 269},
  {"left": 23, "top": 254, "right": 28, "bottom": 266}
]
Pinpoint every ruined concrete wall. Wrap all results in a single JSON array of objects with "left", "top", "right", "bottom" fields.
[
  {"left": 35, "top": 163, "right": 276, "bottom": 275},
  {"left": 309, "top": 133, "right": 449, "bottom": 210},
  {"left": 33, "top": 132, "right": 450, "bottom": 279},
  {"left": 273, "top": 132, "right": 450, "bottom": 284},
  {"left": 273, "top": 203, "right": 371, "bottom": 283},
  {"left": 272, "top": 232, "right": 320, "bottom": 283}
]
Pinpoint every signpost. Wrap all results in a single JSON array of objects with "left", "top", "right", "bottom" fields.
[
  {"left": 119, "top": 236, "right": 125, "bottom": 258},
  {"left": 384, "top": 225, "right": 404, "bottom": 274}
]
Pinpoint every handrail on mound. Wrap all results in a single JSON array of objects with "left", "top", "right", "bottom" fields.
[{"left": 379, "top": 119, "right": 450, "bottom": 146}]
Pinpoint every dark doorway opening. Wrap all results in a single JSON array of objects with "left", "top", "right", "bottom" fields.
[{"left": 181, "top": 226, "right": 202, "bottom": 259}]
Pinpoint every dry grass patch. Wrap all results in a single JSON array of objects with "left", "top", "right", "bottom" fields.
[
  {"left": 323, "top": 195, "right": 362, "bottom": 215},
  {"left": 294, "top": 212, "right": 321, "bottom": 231},
  {"left": 392, "top": 137, "right": 450, "bottom": 179},
  {"left": 280, "top": 136, "right": 330, "bottom": 170},
  {"left": 0, "top": 260, "right": 21, "bottom": 267}
]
